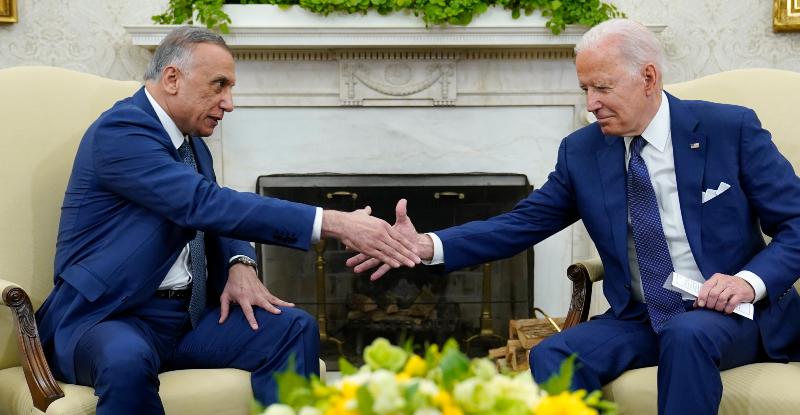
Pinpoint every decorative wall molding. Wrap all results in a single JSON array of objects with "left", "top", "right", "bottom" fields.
[{"left": 340, "top": 60, "right": 456, "bottom": 105}]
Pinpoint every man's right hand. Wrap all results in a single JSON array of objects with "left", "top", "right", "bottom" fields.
[
  {"left": 321, "top": 204, "right": 421, "bottom": 270},
  {"left": 345, "top": 199, "right": 433, "bottom": 280}
]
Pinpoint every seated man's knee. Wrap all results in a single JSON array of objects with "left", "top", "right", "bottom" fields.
[
  {"left": 660, "top": 313, "right": 713, "bottom": 348},
  {"left": 97, "top": 347, "right": 159, "bottom": 386},
  {"left": 529, "top": 335, "right": 569, "bottom": 374},
  {"left": 255, "top": 307, "right": 319, "bottom": 339}
]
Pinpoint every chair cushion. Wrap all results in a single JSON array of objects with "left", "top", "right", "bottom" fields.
[
  {"left": 602, "top": 362, "right": 800, "bottom": 415},
  {"left": 0, "top": 366, "right": 253, "bottom": 415}
]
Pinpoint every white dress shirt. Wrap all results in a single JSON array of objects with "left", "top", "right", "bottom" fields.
[
  {"left": 144, "top": 88, "right": 322, "bottom": 290},
  {"left": 428, "top": 91, "right": 766, "bottom": 303}
]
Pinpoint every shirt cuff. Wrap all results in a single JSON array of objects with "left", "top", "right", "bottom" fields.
[
  {"left": 736, "top": 270, "right": 767, "bottom": 303},
  {"left": 311, "top": 207, "right": 322, "bottom": 243},
  {"left": 229, "top": 255, "right": 254, "bottom": 263},
  {"left": 423, "top": 232, "right": 445, "bottom": 265}
]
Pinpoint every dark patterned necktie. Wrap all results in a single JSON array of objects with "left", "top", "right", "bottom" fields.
[
  {"left": 178, "top": 139, "right": 207, "bottom": 327},
  {"left": 627, "top": 136, "right": 684, "bottom": 333}
]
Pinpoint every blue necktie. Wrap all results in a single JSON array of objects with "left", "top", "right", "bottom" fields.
[
  {"left": 178, "top": 139, "right": 207, "bottom": 327},
  {"left": 627, "top": 136, "right": 684, "bottom": 333}
]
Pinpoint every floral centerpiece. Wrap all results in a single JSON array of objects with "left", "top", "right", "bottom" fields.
[{"left": 256, "top": 338, "right": 616, "bottom": 415}]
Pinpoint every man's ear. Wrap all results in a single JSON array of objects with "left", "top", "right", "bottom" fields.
[
  {"left": 161, "top": 65, "right": 180, "bottom": 95},
  {"left": 642, "top": 63, "right": 659, "bottom": 96}
]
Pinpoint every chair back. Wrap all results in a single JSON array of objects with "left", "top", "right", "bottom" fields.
[
  {"left": 666, "top": 68, "right": 800, "bottom": 292},
  {"left": 0, "top": 66, "right": 139, "bottom": 370}
]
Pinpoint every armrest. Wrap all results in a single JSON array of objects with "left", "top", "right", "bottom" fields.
[
  {"left": 1, "top": 278, "right": 64, "bottom": 412},
  {"left": 562, "top": 258, "right": 605, "bottom": 329}
]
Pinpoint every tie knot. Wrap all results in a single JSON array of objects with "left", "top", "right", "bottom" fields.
[{"left": 631, "top": 135, "right": 646, "bottom": 156}]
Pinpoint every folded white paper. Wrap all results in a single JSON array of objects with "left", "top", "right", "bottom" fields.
[{"left": 670, "top": 272, "right": 754, "bottom": 319}]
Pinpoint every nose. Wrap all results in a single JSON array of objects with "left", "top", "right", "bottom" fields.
[
  {"left": 585, "top": 90, "right": 601, "bottom": 113},
  {"left": 220, "top": 89, "right": 234, "bottom": 112}
]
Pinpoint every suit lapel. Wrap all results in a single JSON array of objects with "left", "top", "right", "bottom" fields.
[
  {"left": 667, "top": 93, "right": 707, "bottom": 275},
  {"left": 596, "top": 135, "right": 630, "bottom": 274}
]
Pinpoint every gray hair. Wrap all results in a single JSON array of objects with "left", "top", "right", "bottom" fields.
[
  {"left": 575, "top": 18, "right": 665, "bottom": 79},
  {"left": 144, "top": 26, "right": 230, "bottom": 81}
]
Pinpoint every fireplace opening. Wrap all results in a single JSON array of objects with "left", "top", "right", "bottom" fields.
[{"left": 257, "top": 173, "right": 533, "bottom": 367}]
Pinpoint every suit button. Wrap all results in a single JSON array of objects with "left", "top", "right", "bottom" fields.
[{"left": 624, "top": 284, "right": 632, "bottom": 290}]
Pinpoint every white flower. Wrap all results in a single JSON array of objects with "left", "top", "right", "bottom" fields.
[
  {"left": 471, "top": 358, "right": 498, "bottom": 380},
  {"left": 367, "top": 370, "right": 406, "bottom": 414},
  {"left": 298, "top": 407, "right": 323, "bottom": 415},
  {"left": 453, "top": 377, "right": 497, "bottom": 413},
  {"left": 262, "top": 404, "right": 295, "bottom": 415},
  {"left": 413, "top": 409, "right": 443, "bottom": 415}
]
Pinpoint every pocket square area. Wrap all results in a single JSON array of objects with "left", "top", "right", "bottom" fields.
[{"left": 702, "top": 181, "right": 731, "bottom": 203}]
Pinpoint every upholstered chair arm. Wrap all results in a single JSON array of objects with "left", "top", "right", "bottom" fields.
[
  {"left": 563, "top": 258, "right": 605, "bottom": 330},
  {"left": 1, "top": 278, "right": 64, "bottom": 412}
]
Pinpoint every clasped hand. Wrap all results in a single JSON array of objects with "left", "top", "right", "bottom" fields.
[{"left": 346, "top": 199, "right": 430, "bottom": 280}]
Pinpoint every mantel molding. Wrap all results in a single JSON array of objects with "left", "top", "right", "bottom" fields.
[{"left": 125, "top": 5, "right": 665, "bottom": 50}]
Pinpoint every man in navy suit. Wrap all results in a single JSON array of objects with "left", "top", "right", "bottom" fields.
[
  {"left": 349, "top": 19, "right": 800, "bottom": 414},
  {"left": 35, "top": 26, "right": 420, "bottom": 415}
]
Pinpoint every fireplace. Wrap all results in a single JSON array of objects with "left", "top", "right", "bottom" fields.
[{"left": 257, "top": 173, "right": 533, "bottom": 365}]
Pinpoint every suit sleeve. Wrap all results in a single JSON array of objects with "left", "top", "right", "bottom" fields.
[
  {"left": 92, "top": 108, "right": 316, "bottom": 250},
  {"left": 737, "top": 108, "right": 800, "bottom": 299},
  {"left": 436, "top": 137, "right": 581, "bottom": 272}
]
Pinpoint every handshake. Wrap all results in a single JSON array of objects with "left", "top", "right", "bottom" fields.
[{"left": 322, "top": 199, "right": 432, "bottom": 280}]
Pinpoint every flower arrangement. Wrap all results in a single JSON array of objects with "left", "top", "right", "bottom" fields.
[{"left": 256, "top": 338, "right": 616, "bottom": 415}]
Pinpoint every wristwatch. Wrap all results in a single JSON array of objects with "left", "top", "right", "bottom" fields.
[{"left": 230, "top": 256, "right": 258, "bottom": 273}]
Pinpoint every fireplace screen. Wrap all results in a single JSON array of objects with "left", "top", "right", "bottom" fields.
[{"left": 257, "top": 174, "right": 533, "bottom": 367}]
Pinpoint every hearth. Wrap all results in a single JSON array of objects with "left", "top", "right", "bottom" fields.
[{"left": 257, "top": 173, "right": 533, "bottom": 366}]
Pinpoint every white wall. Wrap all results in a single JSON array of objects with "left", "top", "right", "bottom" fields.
[{"left": 2, "top": 0, "right": 798, "bottom": 82}]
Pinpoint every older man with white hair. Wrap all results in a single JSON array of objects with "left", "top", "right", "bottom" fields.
[{"left": 348, "top": 18, "right": 800, "bottom": 414}]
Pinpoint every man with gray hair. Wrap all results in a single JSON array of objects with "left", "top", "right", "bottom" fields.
[
  {"left": 348, "top": 18, "right": 800, "bottom": 414},
  {"left": 35, "top": 26, "right": 420, "bottom": 415}
]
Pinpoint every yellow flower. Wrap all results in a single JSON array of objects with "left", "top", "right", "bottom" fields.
[
  {"left": 535, "top": 391, "right": 598, "bottom": 415},
  {"left": 401, "top": 355, "right": 428, "bottom": 378},
  {"left": 433, "top": 390, "right": 463, "bottom": 415}
]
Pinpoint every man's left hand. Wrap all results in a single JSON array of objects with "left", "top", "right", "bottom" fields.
[
  {"left": 219, "top": 263, "right": 295, "bottom": 330},
  {"left": 695, "top": 273, "right": 755, "bottom": 314}
]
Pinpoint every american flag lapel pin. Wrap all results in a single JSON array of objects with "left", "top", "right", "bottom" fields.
[{"left": 690, "top": 142, "right": 700, "bottom": 149}]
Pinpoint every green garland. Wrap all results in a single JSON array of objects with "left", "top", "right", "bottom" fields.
[{"left": 153, "top": 0, "right": 624, "bottom": 35}]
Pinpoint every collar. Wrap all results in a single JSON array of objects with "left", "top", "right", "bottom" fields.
[
  {"left": 624, "top": 90, "right": 671, "bottom": 152},
  {"left": 144, "top": 87, "right": 186, "bottom": 150}
]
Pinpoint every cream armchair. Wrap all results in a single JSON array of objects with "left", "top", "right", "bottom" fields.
[
  {"left": 564, "top": 69, "right": 800, "bottom": 414},
  {"left": 0, "top": 66, "right": 323, "bottom": 415}
]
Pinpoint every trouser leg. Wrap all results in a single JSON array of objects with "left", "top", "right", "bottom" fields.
[
  {"left": 168, "top": 306, "right": 320, "bottom": 406},
  {"left": 529, "top": 313, "right": 658, "bottom": 392},
  {"left": 657, "top": 308, "right": 761, "bottom": 415},
  {"left": 73, "top": 297, "right": 189, "bottom": 415}
]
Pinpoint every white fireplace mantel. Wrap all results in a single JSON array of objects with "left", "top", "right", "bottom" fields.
[{"left": 125, "top": 5, "right": 665, "bottom": 49}]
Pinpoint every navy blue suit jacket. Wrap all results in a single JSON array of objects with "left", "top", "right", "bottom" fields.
[
  {"left": 36, "top": 87, "right": 317, "bottom": 383},
  {"left": 436, "top": 93, "right": 800, "bottom": 361}
]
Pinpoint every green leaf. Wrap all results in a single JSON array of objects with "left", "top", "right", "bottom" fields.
[
  {"left": 356, "top": 384, "right": 376, "bottom": 415},
  {"left": 439, "top": 341, "right": 470, "bottom": 390},
  {"left": 274, "top": 355, "right": 315, "bottom": 409},
  {"left": 339, "top": 356, "right": 359, "bottom": 376},
  {"left": 539, "top": 353, "right": 577, "bottom": 395}
]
